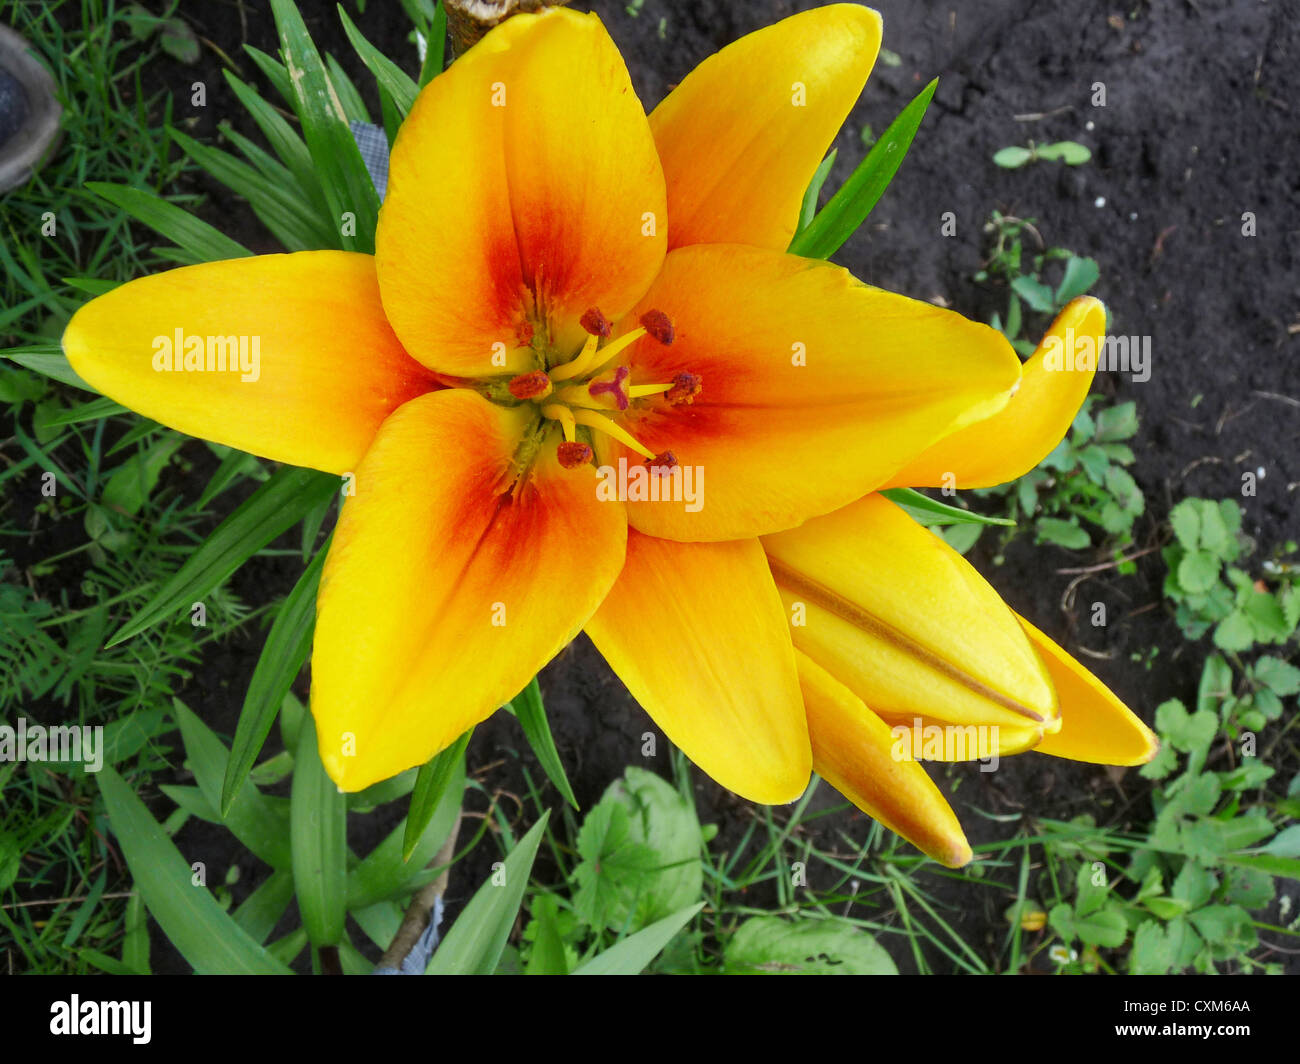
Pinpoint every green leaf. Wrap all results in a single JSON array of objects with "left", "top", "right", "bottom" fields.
[
  {"left": 1178, "top": 550, "right": 1221, "bottom": 594},
  {"left": 1093, "top": 401, "right": 1139, "bottom": 443},
  {"left": 1054, "top": 255, "right": 1100, "bottom": 304},
  {"left": 1035, "top": 516, "right": 1091, "bottom": 550},
  {"left": 404, "top": 730, "right": 472, "bottom": 861},
  {"left": 724, "top": 915, "right": 897, "bottom": 974},
  {"left": 347, "top": 756, "right": 464, "bottom": 910},
  {"left": 222, "top": 538, "right": 330, "bottom": 815},
  {"left": 796, "top": 148, "right": 838, "bottom": 235},
  {"left": 109, "top": 466, "right": 338, "bottom": 646},
  {"left": 523, "top": 895, "right": 570, "bottom": 975},
  {"left": 290, "top": 715, "right": 347, "bottom": 946},
  {"left": 1, "top": 345, "right": 93, "bottom": 390},
  {"left": 1037, "top": 140, "right": 1091, "bottom": 165},
  {"left": 1212, "top": 610, "right": 1255, "bottom": 653},
  {"left": 572, "top": 767, "right": 703, "bottom": 933},
  {"left": 881, "top": 487, "right": 1014, "bottom": 526},
  {"left": 1010, "top": 275, "right": 1056, "bottom": 313},
  {"left": 788, "top": 78, "right": 937, "bottom": 260},
  {"left": 426, "top": 813, "right": 550, "bottom": 974},
  {"left": 270, "top": 0, "right": 382, "bottom": 252},
  {"left": 168, "top": 127, "right": 336, "bottom": 252},
  {"left": 571, "top": 903, "right": 704, "bottom": 975},
  {"left": 95, "top": 766, "right": 292, "bottom": 974},
  {"left": 231, "top": 868, "right": 295, "bottom": 943},
  {"left": 337, "top": 5, "right": 418, "bottom": 114},
  {"left": 1261, "top": 825, "right": 1300, "bottom": 858},
  {"left": 992, "top": 145, "right": 1032, "bottom": 169},
  {"left": 1254, "top": 656, "right": 1300, "bottom": 697},
  {"left": 86, "top": 182, "right": 251, "bottom": 262},
  {"left": 1169, "top": 499, "right": 1201, "bottom": 550},
  {"left": 172, "top": 699, "right": 291, "bottom": 869},
  {"left": 510, "top": 677, "right": 578, "bottom": 809},
  {"left": 1196, "top": 653, "right": 1233, "bottom": 715},
  {"left": 422, "top": 3, "right": 447, "bottom": 87},
  {"left": 121, "top": 893, "right": 151, "bottom": 974},
  {"left": 222, "top": 72, "right": 329, "bottom": 219}
]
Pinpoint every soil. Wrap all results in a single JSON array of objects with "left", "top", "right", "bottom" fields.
[{"left": 11, "top": 0, "right": 1299, "bottom": 973}]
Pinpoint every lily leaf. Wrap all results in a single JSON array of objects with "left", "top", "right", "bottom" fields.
[
  {"left": 109, "top": 466, "right": 339, "bottom": 647},
  {"left": 290, "top": 715, "right": 348, "bottom": 946},
  {"left": 222, "top": 536, "right": 331, "bottom": 816},
  {"left": 426, "top": 813, "right": 550, "bottom": 974},
  {"left": 404, "top": 730, "right": 472, "bottom": 861},
  {"left": 789, "top": 77, "right": 938, "bottom": 260},
  {"left": 882, "top": 487, "right": 1014, "bottom": 527},
  {"left": 95, "top": 765, "right": 292, "bottom": 974},
  {"left": 510, "top": 677, "right": 578, "bottom": 809}
]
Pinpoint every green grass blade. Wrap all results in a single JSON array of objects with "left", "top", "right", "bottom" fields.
[
  {"left": 571, "top": 903, "right": 704, "bottom": 975},
  {"left": 270, "top": 0, "right": 381, "bottom": 252},
  {"left": 85, "top": 182, "right": 251, "bottom": 261},
  {"left": 426, "top": 813, "right": 549, "bottom": 974},
  {"left": 2, "top": 345, "right": 92, "bottom": 390},
  {"left": 403, "top": 730, "right": 472, "bottom": 861},
  {"left": 796, "top": 148, "right": 838, "bottom": 235},
  {"left": 510, "top": 677, "right": 578, "bottom": 809},
  {"left": 223, "top": 71, "right": 327, "bottom": 214},
  {"left": 109, "top": 466, "right": 339, "bottom": 646},
  {"left": 222, "top": 537, "right": 330, "bottom": 816},
  {"left": 348, "top": 757, "right": 465, "bottom": 909},
  {"left": 168, "top": 127, "right": 336, "bottom": 252},
  {"left": 789, "top": 78, "right": 938, "bottom": 260},
  {"left": 337, "top": 5, "right": 418, "bottom": 115},
  {"left": 290, "top": 715, "right": 348, "bottom": 946},
  {"left": 421, "top": 3, "right": 447, "bottom": 87},
  {"left": 232, "top": 869, "right": 296, "bottom": 943},
  {"left": 172, "top": 699, "right": 292, "bottom": 869},
  {"left": 882, "top": 487, "right": 1015, "bottom": 527},
  {"left": 95, "top": 765, "right": 292, "bottom": 974}
]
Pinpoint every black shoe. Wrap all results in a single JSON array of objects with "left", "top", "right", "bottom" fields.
[{"left": 0, "top": 24, "right": 61, "bottom": 192}]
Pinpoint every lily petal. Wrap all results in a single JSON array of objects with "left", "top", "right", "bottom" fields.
[
  {"left": 798, "top": 651, "right": 972, "bottom": 868},
  {"left": 1017, "top": 613, "right": 1160, "bottom": 766},
  {"left": 597, "top": 244, "right": 1020, "bottom": 541},
  {"left": 585, "top": 530, "right": 811, "bottom": 804},
  {"left": 312, "top": 389, "right": 627, "bottom": 790},
  {"left": 377, "top": 8, "right": 666, "bottom": 377},
  {"left": 762, "top": 493, "right": 1059, "bottom": 734},
  {"left": 651, "top": 4, "right": 881, "bottom": 250},
  {"left": 885, "top": 296, "right": 1106, "bottom": 489},
  {"left": 62, "top": 252, "right": 435, "bottom": 475}
]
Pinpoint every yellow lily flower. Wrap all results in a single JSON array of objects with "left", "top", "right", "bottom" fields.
[
  {"left": 63, "top": 5, "right": 1035, "bottom": 802},
  {"left": 763, "top": 299, "right": 1159, "bottom": 866}
]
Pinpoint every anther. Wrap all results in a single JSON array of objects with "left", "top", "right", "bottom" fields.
[
  {"left": 588, "top": 365, "right": 630, "bottom": 411},
  {"left": 646, "top": 450, "right": 678, "bottom": 476},
  {"left": 665, "top": 372, "right": 702, "bottom": 405},
  {"left": 580, "top": 307, "right": 612, "bottom": 338},
  {"left": 508, "top": 369, "right": 553, "bottom": 400},
  {"left": 639, "top": 309, "right": 675, "bottom": 345},
  {"left": 557, "top": 441, "right": 593, "bottom": 469}
]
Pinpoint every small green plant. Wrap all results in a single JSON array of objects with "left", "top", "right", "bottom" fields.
[
  {"left": 1163, "top": 499, "right": 1300, "bottom": 651},
  {"left": 993, "top": 140, "right": 1091, "bottom": 170},
  {"left": 976, "top": 211, "right": 1101, "bottom": 356}
]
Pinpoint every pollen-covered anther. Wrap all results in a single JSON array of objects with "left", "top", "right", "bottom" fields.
[
  {"left": 645, "top": 450, "right": 678, "bottom": 476},
  {"left": 588, "top": 365, "right": 630, "bottom": 411},
  {"left": 508, "top": 369, "right": 553, "bottom": 400},
  {"left": 665, "top": 371, "right": 702, "bottom": 405},
  {"left": 639, "top": 309, "right": 675, "bottom": 345},
  {"left": 580, "top": 307, "right": 612, "bottom": 338},
  {"left": 556, "top": 441, "right": 593, "bottom": 469}
]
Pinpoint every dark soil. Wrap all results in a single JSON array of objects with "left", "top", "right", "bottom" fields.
[{"left": 14, "top": 0, "right": 1300, "bottom": 973}]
